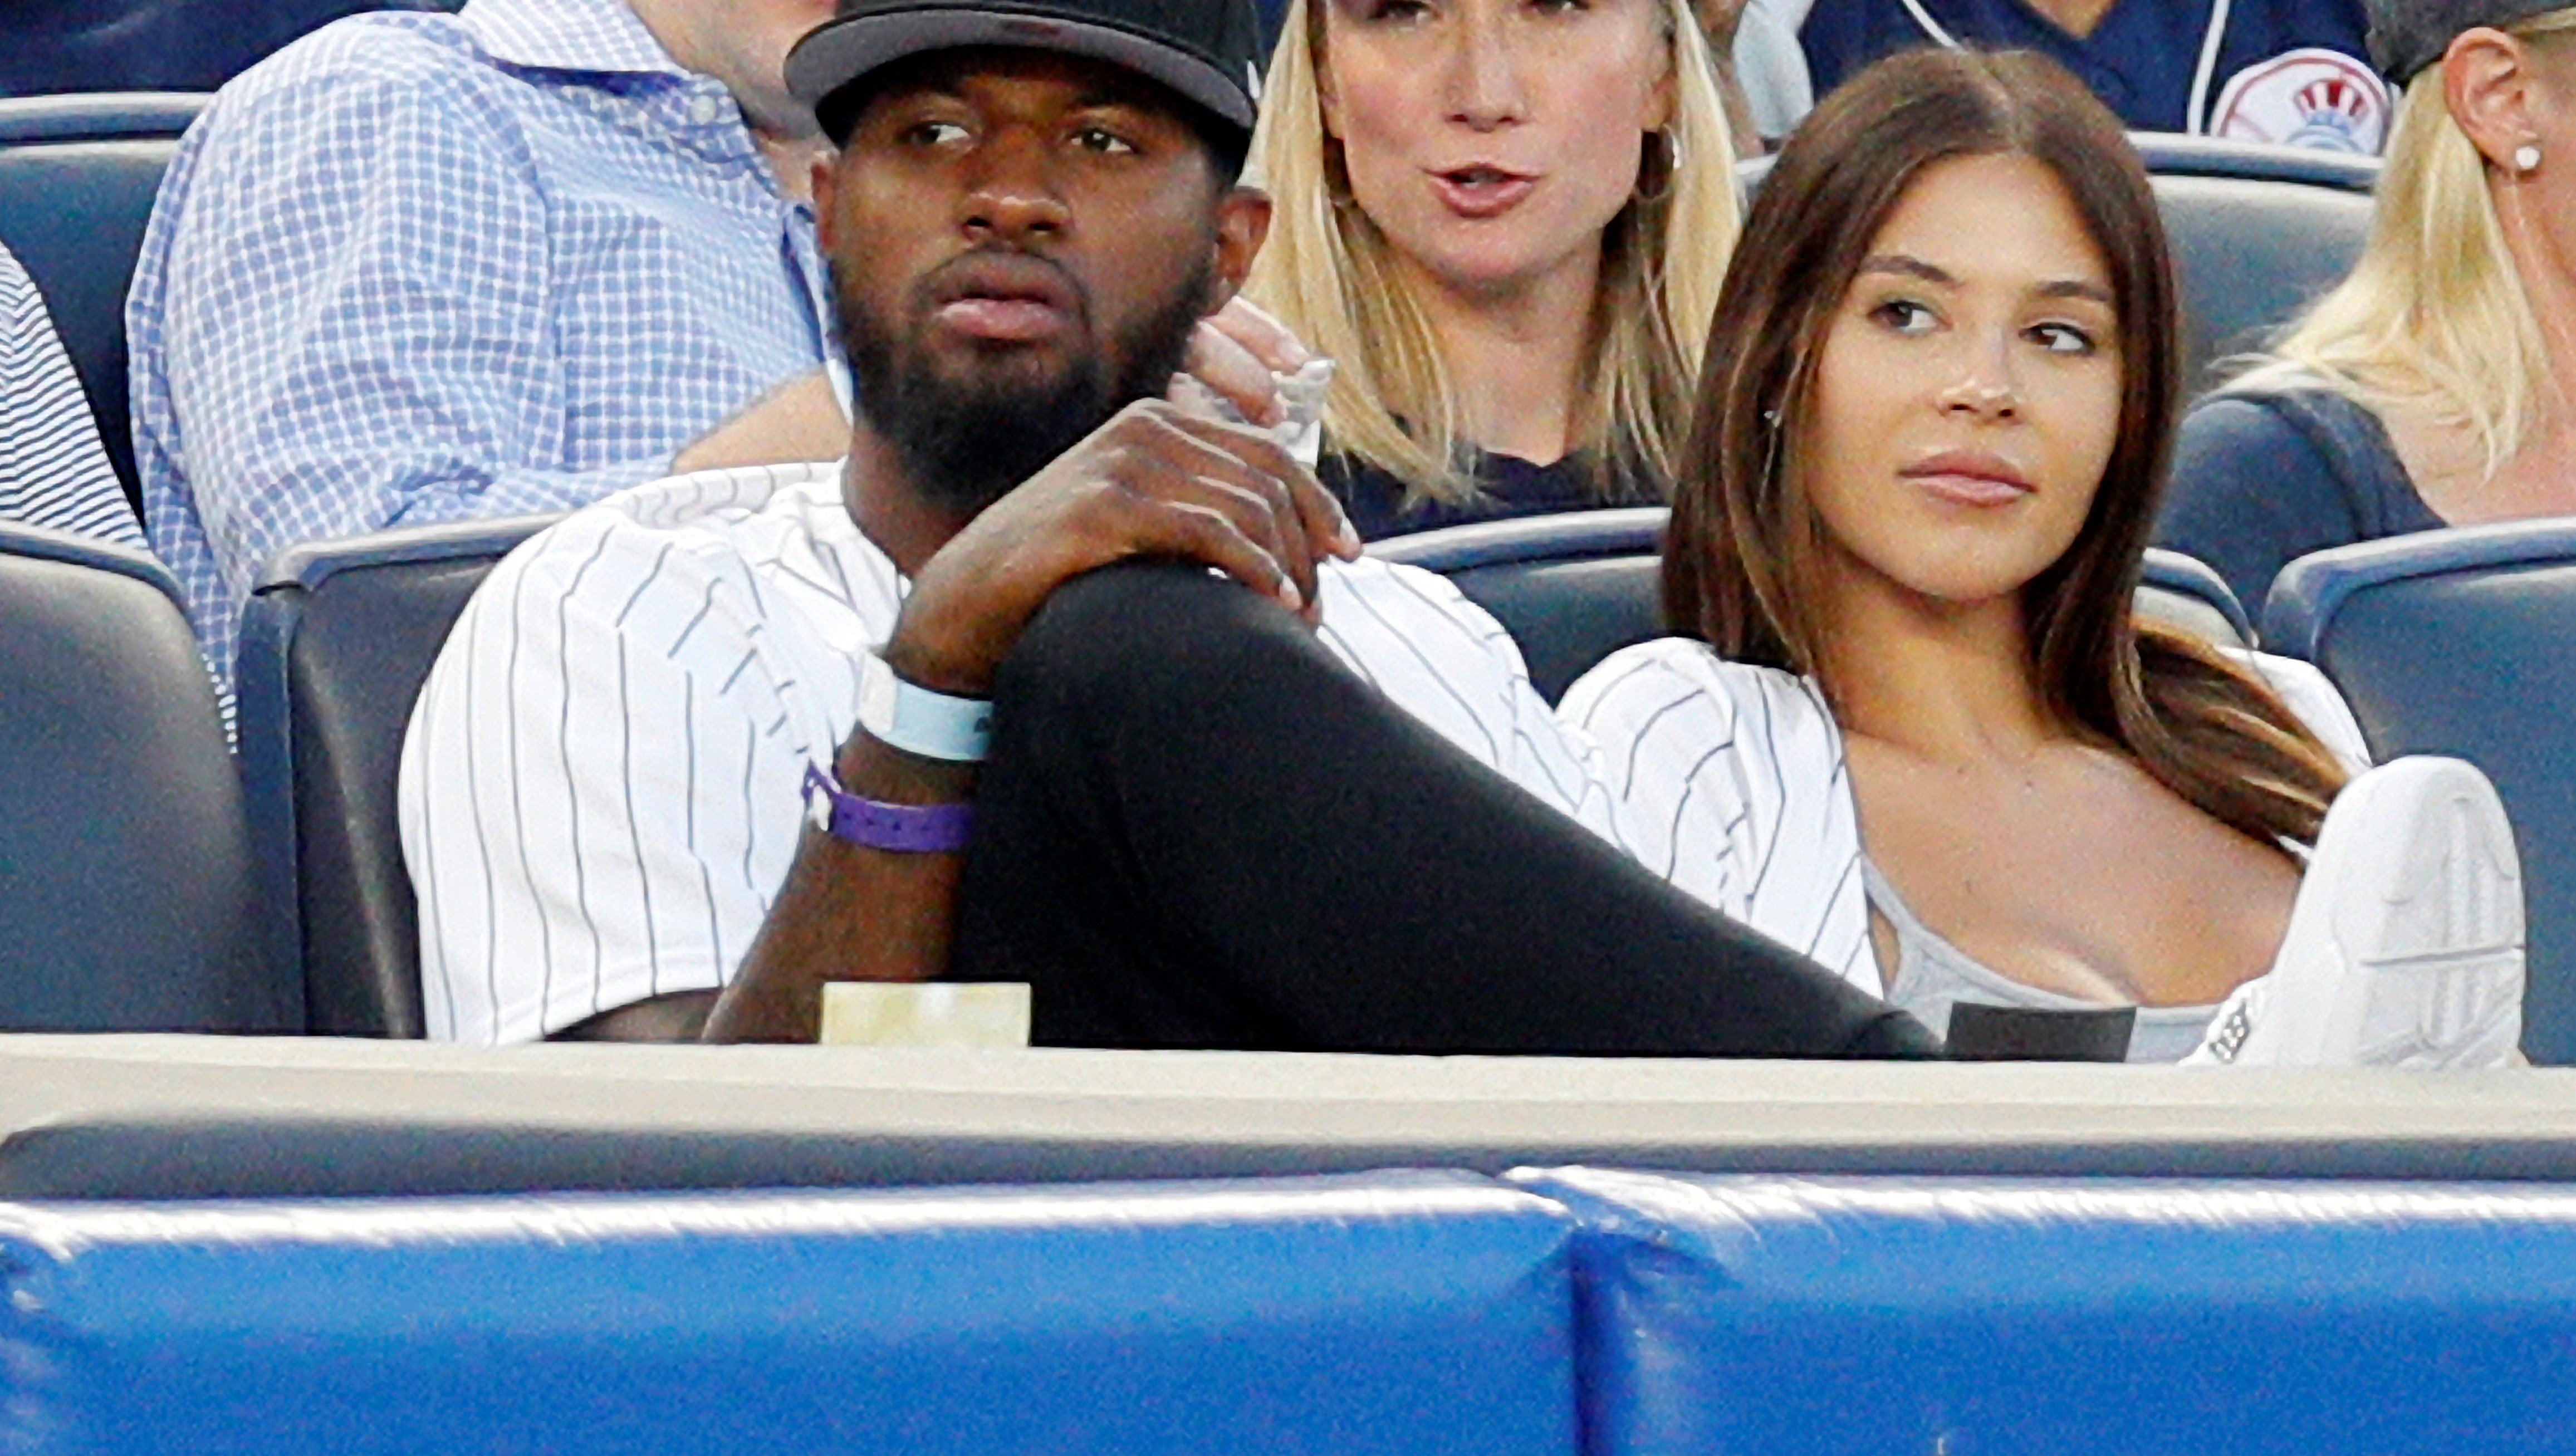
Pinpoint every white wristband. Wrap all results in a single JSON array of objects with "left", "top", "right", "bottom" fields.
[{"left": 858, "top": 650, "right": 992, "bottom": 762}]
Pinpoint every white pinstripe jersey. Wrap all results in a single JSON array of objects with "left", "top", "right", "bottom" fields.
[
  {"left": 1561, "top": 639, "right": 2374, "bottom": 998},
  {"left": 398, "top": 460, "right": 1619, "bottom": 1045}
]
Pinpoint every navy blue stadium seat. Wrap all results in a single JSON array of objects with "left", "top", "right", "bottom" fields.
[
  {"left": 237, "top": 516, "right": 561, "bottom": 1038},
  {"left": 2264, "top": 522, "right": 2576, "bottom": 1064},
  {"left": 1521, "top": 1167, "right": 2576, "bottom": 1456},
  {"left": 0, "top": 1171, "right": 1579, "bottom": 1456},
  {"left": 2133, "top": 137, "right": 2377, "bottom": 391},
  {"left": 0, "top": 92, "right": 206, "bottom": 506},
  {"left": 1370, "top": 507, "right": 1666, "bottom": 704},
  {"left": 2138, "top": 547, "right": 2254, "bottom": 647},
  {"left": 1374, "top": 509, "right": 2256, "bottom": 702},
  {"left": 1741, "top": 134, "right": 2374, "bottom": 391},
  {"left": 0, "top": 523, "right": 287, "bottom": 1030}
]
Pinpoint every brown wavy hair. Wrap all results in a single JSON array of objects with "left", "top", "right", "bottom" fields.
[{"left": 1662, "top": 46, "right": 2348, "bottom": 850}]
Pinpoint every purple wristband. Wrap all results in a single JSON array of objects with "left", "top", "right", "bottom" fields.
[{"left": 802, "top": 764, "right": 974, "bottom": 854}]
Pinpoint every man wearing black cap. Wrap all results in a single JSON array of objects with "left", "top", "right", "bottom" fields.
[
  {"left": 401, "top": 0, "right": 1932, "bottom": 1060},
  {"left": 2364, "top": 0, "right": 2574, "bottom": 81}
]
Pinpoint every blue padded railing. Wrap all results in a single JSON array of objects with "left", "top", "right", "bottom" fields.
[{"left": 0, "top": 1171, "right": 1579, "bottom": 1456}]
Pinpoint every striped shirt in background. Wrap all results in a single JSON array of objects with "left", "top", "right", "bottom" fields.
[
  {"left": 128, "top": 0, "right": 835, "bottom": 694},
  {"left": 400, "top": 462, "right": 1618, "bottom": 1046},
  {"left": 1561, "top": 639, "right": 2376, "bottom": 999},
  {"left": 0, "top": 243, "right": 145, "bottom": 550}
]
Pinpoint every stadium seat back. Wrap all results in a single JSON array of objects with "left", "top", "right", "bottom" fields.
[
  {"left": 1738, "top": 136, "right": 2375, "bottom": 394},
  {"left": 2264, "top": 523, "right": 2576, "bottom": 1063},
  {"left": 0, "top": 524, "right": 286, "bottom": 1030},
  {"left": 3, "top": 1172, "right": 1578, "bottom": 1456},
  {"left": 1371, "top": 509, "right": 1667, "bottom": 704},
  {"left": 2137, "top": 547, "right": 2252, "bottom": 647},
  {"left": 2131, "top": 138, "right": 2377, "bottom": 391},
  {"left": 2156, "top": 174, "right": 2373, "bottom": 391},
  {"left": 1375, "top": 513, "right": 2255, "bottom": 703},
  {"left": 238, "top": 517, "right": 560, "bottom": 1038},
  {"left": 0, "top": 93, "right": 205, "bottom": 505}
]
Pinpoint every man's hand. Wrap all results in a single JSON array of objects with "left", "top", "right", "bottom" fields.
[
  {"left": 885, "top": 399, "right": 1360, "bottom": 697},
  {"left": 1177, "top": 297, "right": 1315, "bottom": 428}
]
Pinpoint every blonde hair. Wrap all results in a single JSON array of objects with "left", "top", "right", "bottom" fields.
[
  {"left": 1243, "top": 0, "right": 1740, "bottom": 507},
  {"left": 2235, "top": 8, "right": 2576, "bottom": 475}
]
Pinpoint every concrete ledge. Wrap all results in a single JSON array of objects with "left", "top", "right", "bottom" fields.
[{"left": 6, "top": 1035, "right": 2576, "bottom": 1198}]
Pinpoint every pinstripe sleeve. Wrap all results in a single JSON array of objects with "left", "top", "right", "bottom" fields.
[
  {"left": 1315, "top": 559, "right": 1619, "bottom": 842},
  {"left": 0, "top": 247, "right": 144, "bottom": 549},
  {"left": 398, "top": 508, "right": 814, "bottom": 1045},
  {"left": 1561, "top": 641, "right": 1879, "bottom": 994}
]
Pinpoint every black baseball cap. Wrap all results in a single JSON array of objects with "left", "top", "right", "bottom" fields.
[
  {"left": 787, "top": 0, "right": 1263, "bottom": 146},
  {"left": 2367, "top": 0, "right": 2570, "bottom": 82}
]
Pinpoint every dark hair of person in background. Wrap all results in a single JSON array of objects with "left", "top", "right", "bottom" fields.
[{"left": 1663, "top": 46, "right": 2347, "bottom": 852}]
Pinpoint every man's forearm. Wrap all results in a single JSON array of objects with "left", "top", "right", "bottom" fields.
[
  {"left": 672, "top": 368, "right": 849, "bottom": 475},
  {"left": 701, "top": 736, "right": 974, "bottom": 1043}
]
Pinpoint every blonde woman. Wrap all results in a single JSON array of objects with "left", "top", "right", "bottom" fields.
[
  {"left": 1244, "top": 0, "right": 1740, "bottom": 537},
  {"left": 2158, "top": 0, "right": 2576, "bottom": 612}
]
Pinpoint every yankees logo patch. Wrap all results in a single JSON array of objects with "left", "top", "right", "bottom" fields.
[{"left": 2208, "top": 47, "right": 2392, "bottom": 154}]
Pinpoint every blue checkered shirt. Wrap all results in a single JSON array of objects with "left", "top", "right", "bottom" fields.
[{"left": 129, "top": 0, "right": 834, "bottom": 688}]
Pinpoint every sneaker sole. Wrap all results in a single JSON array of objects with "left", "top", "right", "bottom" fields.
[{"left": 2312, "top": 757, "right": 2525, "bottom": 1067}]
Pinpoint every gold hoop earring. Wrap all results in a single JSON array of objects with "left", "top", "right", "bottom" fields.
[{"left": 1634, "top": 128, "right": 1678, "bottom": 205}]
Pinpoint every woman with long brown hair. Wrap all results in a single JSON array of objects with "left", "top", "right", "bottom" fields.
[{"left": 1564, "top": 46, "right": 2525, "bottom": 1065}]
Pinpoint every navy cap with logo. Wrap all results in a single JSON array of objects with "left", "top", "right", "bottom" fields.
[
  {"left": 2367, "top": 0, "right": 2570, "bottom": 83},
  {"left": 787, "top": 0, "right": 1263, "bottom": 146}
]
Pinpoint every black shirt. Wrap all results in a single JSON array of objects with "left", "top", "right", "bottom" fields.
[
  {"left": 2155, "top": 388, "right": 2442, "bottom": 617},
  {"left": 1321, "top": 450, "right": 1638, "bottom": 541}
]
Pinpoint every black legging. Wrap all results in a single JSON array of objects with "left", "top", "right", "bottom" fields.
[{"left": 950, "top": 561, "right": 1938, "bottom": 1060}]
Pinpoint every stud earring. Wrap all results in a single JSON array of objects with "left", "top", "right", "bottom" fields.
[{"left": 2516, "top": 143, "right": 2544, "bottom": 174}]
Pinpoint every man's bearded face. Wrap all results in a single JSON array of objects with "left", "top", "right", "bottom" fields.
[{"left": 836, "top": 244, "right": 1211, "bottom": 521}]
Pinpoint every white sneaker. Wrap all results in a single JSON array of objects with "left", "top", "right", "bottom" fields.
[{"left": 2186, "top": 756, "right": 2525, "bottom": 1068}]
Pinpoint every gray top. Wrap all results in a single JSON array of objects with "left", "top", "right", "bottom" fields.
[{"left": 1863, "top": 861, "right": 2219, "bottom": 1065}]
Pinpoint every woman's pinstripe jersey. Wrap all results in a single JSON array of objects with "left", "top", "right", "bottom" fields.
[
  {"left": 399, "top": 460, "right": 1623, "bottom": 1045},
  {"left": 1561, "top": 638, "right": 2374, "bottom": 999},
  {"left": 0, "top": 244, "right": 144, "bottom": 549}
]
